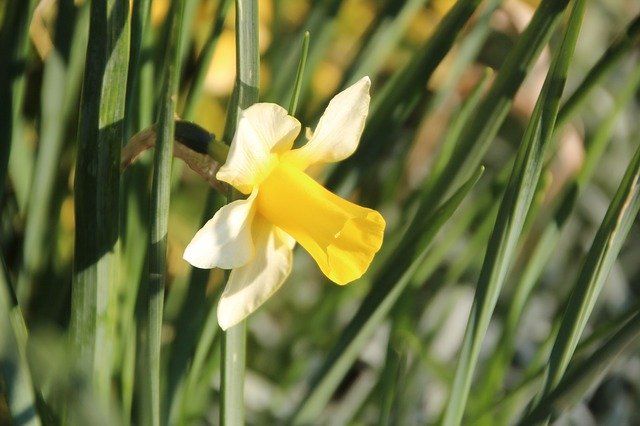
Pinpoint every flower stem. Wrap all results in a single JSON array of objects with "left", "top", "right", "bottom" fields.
[{"left": 220, "top": 0, "right": 259, "bottom": 425}]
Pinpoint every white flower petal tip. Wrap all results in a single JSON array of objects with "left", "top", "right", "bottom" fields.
[
  {"left": 216, "top": 220, "right": 293, "bottom": 330},
  {"left": 283, "top": 76, "right": 371, "bottom": 169},
  {"left": 183, "top": 191, "right": 258, "bottom": 269}
]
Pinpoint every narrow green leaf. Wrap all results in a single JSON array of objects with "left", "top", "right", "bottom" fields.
[
  {"left": 534, "top": 132, "right": 640, "bottom": 415},
  {"left": 264, "top": 0, "right": 341, "bottom": 105},
  {"left": 136, "top": 0, "right": 156, "bottom": 132},
  {"left": 164, "top": 0, "right": 237, "bottom": 419},
  {"left": 426, "top": 69, "right": 492, "bottom": 194},
  {"left": 475, "top": 59, "right": 640, "bottom": 413},
  {"left": 120, "top": 37, "right": 153, "bottom": 417},
  {"left": 70, "top": 0, "right": 130, "bottom": 411},
  {"left": 441, "top": 1, "right": 584, "bottom": 423},
  {"left": 171, "top": 285, "right": 223, "bottom": 423},
  {"left": 137, "top": 1, "right": 185, "bottom": 425},
  {"left": 377, "top": 320, "right": 405, "bottom": 426},
  {"left": 522, "top": 306, "right": 640, "bottom": 423},
  {"left": 288, "top": 31, "right": 310, "bottom": 116},
  {"left": 290, "top": 166, "right": 484, "bottom": 424},
  {"left": 165, "top": 196, "right": 224, "bottom": 425},
  {"left": 556, "top": 13, "right": 640, "bottom": 127},
  {"left": 475, "top": 304, "right": 638, "bottom": 423}
]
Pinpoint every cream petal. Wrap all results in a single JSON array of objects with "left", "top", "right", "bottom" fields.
[
  {"left": 217, "top": 217, "right": 293, "bottom": 330},
  {"left": 217, "top": 104, "right": 301, "bottom": 193},
  {"left": 242, "top": 103, "right": 301, "bottom": 153},
  {"left": 283, "top": 76, "right": 371, "bottom": 169},
  {"left": 183, "top": 191, "right": 258, "bottom": 269},
  {"left": 216, "top": 115, "right": 272, "bottom": 194}
]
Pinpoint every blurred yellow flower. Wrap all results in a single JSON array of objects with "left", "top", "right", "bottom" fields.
[{"left": 183, "top": 77, "right": 385, "bottom": 329}]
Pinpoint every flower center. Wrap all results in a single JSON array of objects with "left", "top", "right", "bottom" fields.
[{"left": 256, "top": 161, "right": 385, "bottom": 284}]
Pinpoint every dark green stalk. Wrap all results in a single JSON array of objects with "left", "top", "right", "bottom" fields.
[
  {"left": 139, "top": 1, "right": 185, "bottom": 425},
  {"left": 137, "top": 2, "right": 155, "bottom": 131},
  {"left": 70, "top": 0, "right": 130, "bottom": 413}
]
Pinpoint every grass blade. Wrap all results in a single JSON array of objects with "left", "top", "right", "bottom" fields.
[
  {"left": 522, "top": 305, "right": 640, "bottom": 423},
  {"left": 288, "top": 31, "right": 310, "bottom": 117},
  {"left": 264, "top": 0, "right": 341, "bottom": 105},
  {"left": 441, "top": 1, "right": 585, "bottom": 423},
  {"left": 137, "top": 1, "right": 185, "bottom": 425},
  {"left": 422, "top": 0, "right": 502, "bottom": 117},
  {"left": 534, "top": 128, "right": 640, "bottom": 417},
  {"left": 70, "top": 0, "right": 130, "bottom": 411},
  {"left": 290, "top": 165, "right": 484, "bottom": 424},
  {"left": 475, "top": 59, "right": 640, "bottom": 413},
  {"left": 165, "top": 0, "right": 250, "bottom": 420},
  {"left": 556, "top": 13, "right": 640, "bottom": 127},
  {"left": 426, "top": 68, "right": 492, "bottom": 194}
]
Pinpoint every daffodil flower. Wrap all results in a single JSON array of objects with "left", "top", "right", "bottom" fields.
[{"left": 183, "top": 77, "right": 385, "bottom": 330}]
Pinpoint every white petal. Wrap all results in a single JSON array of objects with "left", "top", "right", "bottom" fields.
[
  {"left": 283, "top": 76, "right": 371, "bottom": 170},
  {"left": 216, "top": 116, "right": 271, "bottom": 194},
  {"left": 243, "top": 103, "right": 301, "bottom": 153},
  {"left": 217, "top": 218, "right": 293, "bottom": 330},
  {"left": 217, "top": 104, "right": 301, "bottom": 193},
  {"left": 183, "top": 191, "right": 258, "bottom": 269}
]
